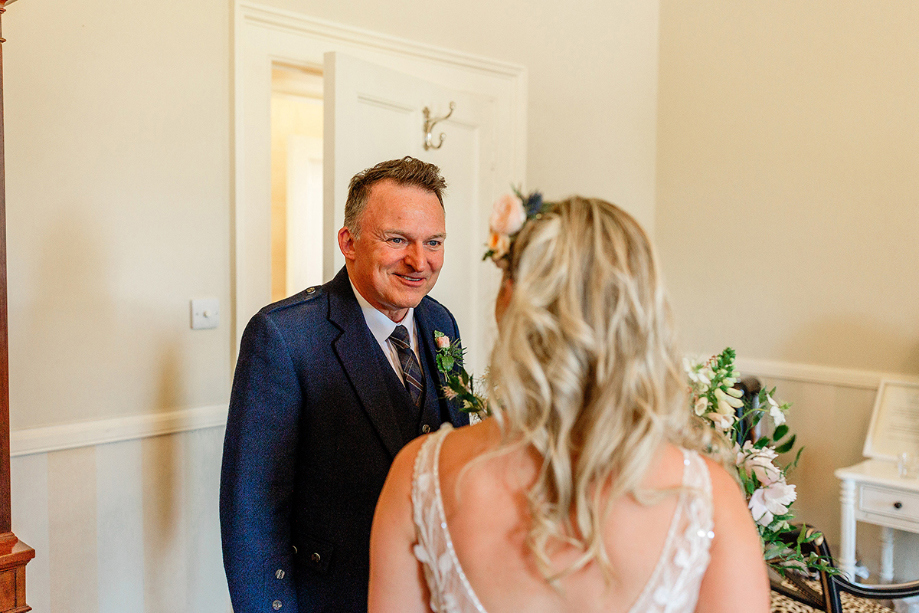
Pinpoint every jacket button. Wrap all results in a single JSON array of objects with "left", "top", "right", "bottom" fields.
[
  {"left": 311, "top": 552, "right": 321, "bottom": 563},
  {"left": 422, "top": 424, "right": 431, "bottom": 433},
  {"left": 272, "top": 600, "right": 283, "bottom": 610},
  {"left": 275, "top": 569, "right": 285, "bottom": 579}
]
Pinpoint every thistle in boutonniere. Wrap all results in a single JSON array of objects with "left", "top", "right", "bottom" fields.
[
  {"left": 433, "top": 330, "right": 489, "bottom": 417},
  {"left": 685, "top": 347, "right": 837, "bottom": 576}
]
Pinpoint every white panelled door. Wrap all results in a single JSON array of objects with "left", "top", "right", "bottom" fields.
[
  {"left": 324, "top": 52, "right": 497, "bottom": 374},
  {"left": 286, "top": 135, "right": 324, "bottom": 295},
  {"left": 234, "top": 5, "right": 526, "bottom": 372}
]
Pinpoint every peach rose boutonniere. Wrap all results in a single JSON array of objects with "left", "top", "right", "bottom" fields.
[
  {"left": 433, "top": 330, "right": 488, "bottom": 417},
  {"left": 434, "top": 333, "right": 451, "bottom": 350}
]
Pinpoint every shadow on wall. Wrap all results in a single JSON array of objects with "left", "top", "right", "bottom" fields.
[
  {"left": 16, "top": 214, "right": 119, "bottom": 429},
  {"left": 142, "top": 342, "right": 187, "bottom": 609},
  {"left": 908, "top": 343, "right": 919, "bottom": 375},
  {"left": 13, "top": 207, "right": 208, "bottom": 431}
]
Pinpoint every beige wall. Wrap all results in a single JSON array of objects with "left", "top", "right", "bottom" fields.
[
  {"left": 657, "top": 1, "right": 919, "bottom": 578},
  {"left": 6, "top": 0, "right": 233, "bottom": 431},
  {"left": 656, "top": 0, "right": 919, "bottom": 373}
]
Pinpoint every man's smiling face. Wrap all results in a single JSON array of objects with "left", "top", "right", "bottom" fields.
[{"left": 339, "top": 179, "right": 446, "bottom": 322}]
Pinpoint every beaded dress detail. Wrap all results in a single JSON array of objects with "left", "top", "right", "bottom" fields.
[{"left": 411, "top": 424, "right": 714, "bottom": 613}]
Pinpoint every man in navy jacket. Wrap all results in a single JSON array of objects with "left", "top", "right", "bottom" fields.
[{"left": 220, "top": 157, "right": 469, "bottom": 612}]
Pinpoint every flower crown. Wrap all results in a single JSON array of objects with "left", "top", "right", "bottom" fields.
[{"left": 483, "top": 188, "right": 548, "bottom": 269}]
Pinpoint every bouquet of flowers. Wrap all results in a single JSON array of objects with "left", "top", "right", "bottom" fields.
[{"left": 685, "top": 347, "right": 836, "bottom": 575}]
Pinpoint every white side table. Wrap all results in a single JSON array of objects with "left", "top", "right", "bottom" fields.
[{"left": 835, "top": 460, "right": 919, "bottom": 581}]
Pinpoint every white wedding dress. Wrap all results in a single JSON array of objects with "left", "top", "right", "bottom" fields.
[{"left": 411, "top": 424, "right": 714, "bottom": 613}]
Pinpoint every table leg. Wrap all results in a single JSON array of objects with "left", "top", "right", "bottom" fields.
[
  {"left": 839, "top": 479, "right": 857, "bottom": 580},
  {"left": 880, "top": 526, "right": 894, "bottom": 583}
]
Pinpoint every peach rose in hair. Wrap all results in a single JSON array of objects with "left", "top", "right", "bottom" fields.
[
  {"left": 488, "top": 231, "right": 511, "bottom": 264},
  {"left": 489, "top": 193, "right": 527, "bottom": 235}
]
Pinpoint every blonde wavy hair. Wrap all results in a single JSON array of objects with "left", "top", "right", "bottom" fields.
[{"left": 487, "top": 196, "right": 709, "bottom": 583}]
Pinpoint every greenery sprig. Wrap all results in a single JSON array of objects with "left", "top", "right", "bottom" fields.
[{"left": 433, "top": 331, "right": 489, "bottom": 417}]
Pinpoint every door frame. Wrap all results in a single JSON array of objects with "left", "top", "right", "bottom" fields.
[{"left": 232, "top": 0, "right": 527, "bottom": 356}]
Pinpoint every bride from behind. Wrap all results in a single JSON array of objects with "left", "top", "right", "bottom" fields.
[{"left": 369, "top": 196, "right": 770, "bottom": 613}]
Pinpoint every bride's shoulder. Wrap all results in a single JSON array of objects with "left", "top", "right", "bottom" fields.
[
  {"left": 387, "top": 432, "right": 432, "bottom": 490},
  {"left": 389, "top": 420, "right": 495, "bottom": 483},
  {"left": 438, "top": 419, "right": 500, "bottom": 468},
  {"left": 645, "top": 443, "right": 740, "bottom": 499},
  {"left": 693, "top": 453, "right": 747, "bottom": 503}
]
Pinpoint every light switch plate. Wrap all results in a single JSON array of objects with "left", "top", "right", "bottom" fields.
[{"left": 190, "top": 298, "right": 220, "bottom": 330}]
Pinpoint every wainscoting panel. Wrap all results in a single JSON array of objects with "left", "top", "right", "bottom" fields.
[
  {"left": 97, "top": 438, "right": 145, "bottom": 613},
  {"left": 48, "top": 446, "right": 99, "bottom": 612},
  {"left": 11, "top": 420, "right": 231, "bottom": 613},
  {"left": 184, "top": 427, "right": 229, "bottom": 612},
  {"left": 746, "top": 364, "right": 919, "bottom": 582}
]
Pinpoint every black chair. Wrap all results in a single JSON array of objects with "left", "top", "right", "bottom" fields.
[
  {"left": 732, "top": 378, "right": 919, "bottom": 612},
  {"left": 769, "top": 526, "right": 919, "bottom": 613},
  {"left": 735, "top": 376, "right": 766, "bottom": 443}
]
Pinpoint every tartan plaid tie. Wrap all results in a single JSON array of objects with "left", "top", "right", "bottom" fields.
[{"left": 389, "top": 324, "right": 424, "bottom": 408}]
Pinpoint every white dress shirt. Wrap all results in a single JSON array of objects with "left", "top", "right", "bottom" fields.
[{"left": 349, "top": 280, "right": 421, "bottom": 385}]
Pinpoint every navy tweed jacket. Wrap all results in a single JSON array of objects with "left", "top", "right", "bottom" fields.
[{"left": 220, "top": 266, "right": 468, "bottom": 612}]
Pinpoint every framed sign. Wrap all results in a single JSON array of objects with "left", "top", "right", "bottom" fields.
[{"left": 863, "top": 380, "right": 919, "bottom": 461}]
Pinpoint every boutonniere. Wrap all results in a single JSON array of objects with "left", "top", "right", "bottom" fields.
[
  {"left": 433, "top": 331, "right": 461, "bottom": 371},
  {"left": 433, "top": 330, "right": 489, "bottom": 417}
]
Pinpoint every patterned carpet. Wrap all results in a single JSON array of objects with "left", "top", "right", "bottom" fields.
[{"left": 771, "top": 580, "right": 896, "bottom": 613}]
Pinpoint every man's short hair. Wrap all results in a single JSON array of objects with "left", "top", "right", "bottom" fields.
[{"left": 344, "top": 156, "right": 447, "bottom": 237}]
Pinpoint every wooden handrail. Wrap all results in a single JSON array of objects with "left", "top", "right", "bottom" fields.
[{"left": 0, "top": 3, "right": 35, "bottom": 611}]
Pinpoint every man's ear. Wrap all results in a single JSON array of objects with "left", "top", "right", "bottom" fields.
[{"left": 338, "top": 227, "right": 356, "bottom": 261}]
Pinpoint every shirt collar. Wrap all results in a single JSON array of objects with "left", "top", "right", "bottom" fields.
[{"left": 349, "top": 279, "right": 415, "bottom": 347}]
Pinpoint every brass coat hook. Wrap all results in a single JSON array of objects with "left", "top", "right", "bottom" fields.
[{"left": 423, "top": 102, "right": 456, "bottom": 150}]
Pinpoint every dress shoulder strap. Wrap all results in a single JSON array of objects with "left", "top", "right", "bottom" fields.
[
  {"left": 626, "top": 448, "right": 715, "bottom": 613},
  {"left": 411, "top": 423, "right": 489, "bottom": 613},
  {"left": 412, "top": 423, "right": 453, "bottom": 496}
]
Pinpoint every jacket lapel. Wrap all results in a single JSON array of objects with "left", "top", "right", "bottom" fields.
[
  {"left": 326, "top": 268, "right": 405, "bottom": 459},
  {"left": 415, "top": 302, "right": 469, "bottom": 428}
]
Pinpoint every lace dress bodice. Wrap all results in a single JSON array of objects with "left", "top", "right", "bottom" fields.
[{"left": 411, "top": 424, "right": 715, "bottom": 613}]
